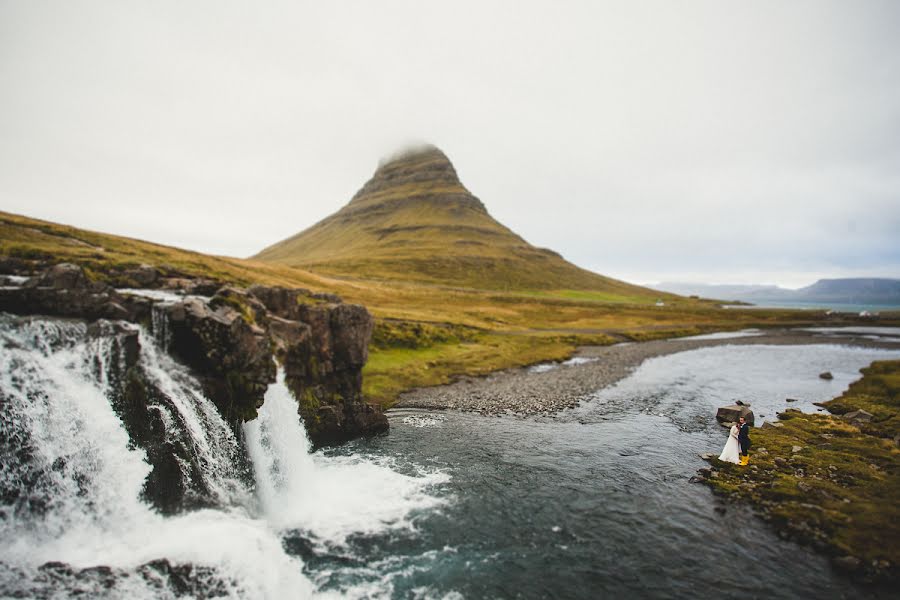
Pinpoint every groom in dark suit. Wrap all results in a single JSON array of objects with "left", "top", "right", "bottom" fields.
[{"left": 738, "top": 416, "right": 751, "bottom": 466}]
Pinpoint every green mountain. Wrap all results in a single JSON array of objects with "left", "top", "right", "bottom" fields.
[{"left": 254, "top": 145, "right": 658, "bottom": 297}]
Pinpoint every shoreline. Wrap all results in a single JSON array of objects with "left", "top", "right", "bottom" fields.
[{"left": 394, "top": 329, "right": 900, "bottom": 415}]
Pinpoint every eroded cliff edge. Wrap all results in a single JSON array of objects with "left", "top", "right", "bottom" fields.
[{"left": 0, "top": 263, "right": 388, "bottom": 448}]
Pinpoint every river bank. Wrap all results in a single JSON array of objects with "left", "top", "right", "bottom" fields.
[
  {"left": 396, "top": 328, "right": 900, "bottom": 415},
  {"left": 700, "top": 360, "right": 900, "bottom": 584}
]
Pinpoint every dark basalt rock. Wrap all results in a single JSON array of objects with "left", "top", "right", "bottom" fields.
[
  {"left": 1, "top": 263, "right": 387, "bottom": 447},
  {"left": 163, "top": 293, "right": 274, "bottom": 423},
  {"left": 715, "top": 404, "right": 755, "bottom": 426},
  {"left": 247, "top": 285, "right": 387, "bottom": 445}
]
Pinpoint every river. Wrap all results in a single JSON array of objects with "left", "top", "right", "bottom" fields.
[
  {"left": 1, "top": 314, "right": 898, "bottom": 599},
  {"left": 311, "top": 343, "right": 900, "bottom": 599}
]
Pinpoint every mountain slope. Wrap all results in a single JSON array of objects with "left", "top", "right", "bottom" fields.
[{"left": 254, "top": 145, "right": 660, "bottom": 298}]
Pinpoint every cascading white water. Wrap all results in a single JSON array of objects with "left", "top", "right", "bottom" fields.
[
  {"left": 244, "top": 371, "right": 449, "bottom": 547},
  {"left": 0, "top": 312, "right": 447, "bottom": 598},
  {"left": 138, "top": 338, "right": 250, "bottom": 507},
  {"left": 0, "top": 314, "right": 314, "bottom": 597}
]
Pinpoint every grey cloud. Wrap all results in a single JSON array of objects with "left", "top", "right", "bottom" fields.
[{"left": 1, "top": 0, "right": 898, "bottom": 286}]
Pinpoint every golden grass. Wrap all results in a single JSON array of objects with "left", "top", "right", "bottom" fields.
[{"left": 1, "top": 209, "right": 867, "bottom": 407}]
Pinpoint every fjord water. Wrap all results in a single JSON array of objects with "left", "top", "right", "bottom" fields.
[{"left": 2, "top": 315, "right": 899, "bottom": 599}]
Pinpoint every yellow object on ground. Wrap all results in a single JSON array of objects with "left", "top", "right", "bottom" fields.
[{"left": 739, "top": 455, "right": 750, "bottom": 466}]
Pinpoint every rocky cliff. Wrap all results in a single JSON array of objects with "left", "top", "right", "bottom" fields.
[{"left": 0, "top": 263, "right": 387, "bottom": 448}]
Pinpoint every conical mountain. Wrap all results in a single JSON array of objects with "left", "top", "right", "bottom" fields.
[{"left": 254, "top": 145, "right": 654, "bottom": 296}]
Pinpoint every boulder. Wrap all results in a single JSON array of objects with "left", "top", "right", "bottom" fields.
[
  {"left": 716, "top": 404, "right": 755, "bottom": 426},
  {"left": 26, "top": 262, "right": 91, "bottom": 289},
  {"left": 842, "top": 409, "right": 873, "bottom": 426},
  {"left": 121, "top": 264, "right": 160, "bottom": 287},
  {"left": 832, "top": 555, "right": 862, "bottom": 573},
  {"left": 819, "top": 371, "right": 834, "bottom": 380},
  {"left": 164, "top": 294, "right": 274, "bottom": 423}
]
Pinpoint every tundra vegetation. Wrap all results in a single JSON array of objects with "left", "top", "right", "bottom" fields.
[
  {"left": 702, "top": 360, "right": 900, "bottom": 583},
  {"left": 1, "top": 209, "right": 864, "bottom": 407}
]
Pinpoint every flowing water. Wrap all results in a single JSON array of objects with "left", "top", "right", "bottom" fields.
[
  {"left": 1, "top": 312, "right": 898, "bottom": 599},
  {"left": 0, "top": 315, "right": 443, "bottom": 599}
]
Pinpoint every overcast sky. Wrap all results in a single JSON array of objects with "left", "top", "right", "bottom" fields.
[{"left": 2, "top": 1, "right": 898, "bottom": 288}]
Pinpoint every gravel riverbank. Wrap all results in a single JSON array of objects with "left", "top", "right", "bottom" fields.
[{"left": 394, "top": 329, "right": 900, "bottom": 416}]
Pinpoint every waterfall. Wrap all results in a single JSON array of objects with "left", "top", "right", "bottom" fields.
[
  {"left": 0, "top": 311, "right": 447, "bottom": 598},
  {"left": 0, "top": 314, "right": 314, "bottom": 598},
  {"left": 244, "top": 372, "right": 449, "bottom": 547}
]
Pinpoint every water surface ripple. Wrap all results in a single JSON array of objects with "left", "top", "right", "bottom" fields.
[{"left": 312, "top": 343, "right": 900, "bottom": 599}]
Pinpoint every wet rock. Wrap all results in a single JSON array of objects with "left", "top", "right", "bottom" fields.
[
  {"left": 819, "top": 371, "right": 834, "bottom": 380},
  {"left": 786, "top": 398, "right": 798, "bottom": 403},
  {"left": 832, "top": 555, "right": 862, "bottom": 573},
  {"left": 0, "top": 263, "right": 140, "bottom": 321},
  {"left": 715, "top": 404, "right": 755, "bottom": 426},
  {"left": 842, "top": 409, "right": 873, "bottom": 426},
  {"left": 26, "top": 262, "right": 91, "bottom": 290},
  {"left": 121, "top": 264, "right": 160, "bottom": 287},
  {"left": 164, "top": 294, "right": 274, "bottom": 423},
  {"left": 86, "top": 320, "right": 141, "bottom": 369}
]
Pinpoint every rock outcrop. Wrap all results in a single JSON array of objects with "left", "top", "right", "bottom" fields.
[
  {"left": 0, "top": 263, "right": 387, "bottom": 446},
  {"left": 246, "top": 285, "right": 383, "bottom": 445}
]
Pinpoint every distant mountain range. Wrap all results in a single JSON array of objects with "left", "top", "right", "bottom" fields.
[{"left": 652, "top": 279, "right": 900, "bottom": 306}]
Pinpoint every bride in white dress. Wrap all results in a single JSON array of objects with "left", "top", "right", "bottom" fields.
[{"left": 718, "top": 424, "right": 741, "bottom": 464}]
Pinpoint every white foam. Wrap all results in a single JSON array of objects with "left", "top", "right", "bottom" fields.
[
  {"left": 245, "top": 373, "right": 449, "bottom": 546},
  {"left": 0, "top": 316, "right": 315, "bottom": 598},
  {"left": 675, "top": 329, "right": 763, "bottom": 341},
  {"left": 0, "top": 316, "right": 450, "bottom": 598},
  {"left": 529, "top": 356, "right": 598, "bottom": 373},
  {"left": 801, "top": 326, "right": 900, "bottom": 338}
]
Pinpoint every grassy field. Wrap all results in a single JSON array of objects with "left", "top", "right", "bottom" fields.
[
  {"left": 1, "top": 209, "right": 879, "bottom": 407},
  {"left": 702, "top": 360, "right": 900, "bottom": 582}
]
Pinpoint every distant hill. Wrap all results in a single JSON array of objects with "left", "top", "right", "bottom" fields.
[
  {"left": 254, "top": 145, "right": 663, "bottom": 298},
  {"left": 653, "top": 278, "right": 900, "bottom": 305},
  {"left": 793, "top": 278, "right": 900, "bottom": 304},
  {"left": 651, "top": 282, "right": 785, "bottom": 300}
]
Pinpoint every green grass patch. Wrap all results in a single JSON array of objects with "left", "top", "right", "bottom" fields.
[{"left": 363, "top": 332, "right": 584, "bottom": 407}]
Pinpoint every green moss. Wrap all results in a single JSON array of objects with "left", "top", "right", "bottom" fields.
[
  {"left": 209, "top": 294, "right": 256, "bottom": 326},
  {"left": 820, "top": 361, "right": 900, "bottom": 439},
  {"left": 702, "top": 360, "right": 900, "bottom": 582},
  {"left": 371, "top": 319, "right": 478, "bottom": 350},
  {"left": 223, "top": 371, "right": 258, "bottom": 422}
]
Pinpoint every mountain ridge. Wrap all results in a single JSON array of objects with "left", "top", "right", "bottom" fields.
[{"left": 653, "top": 278, "right": 900, "bottom": 305}]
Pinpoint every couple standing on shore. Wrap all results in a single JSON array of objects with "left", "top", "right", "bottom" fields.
[{"left": 719, "top": 416, "right": 751, "bottom": 466}]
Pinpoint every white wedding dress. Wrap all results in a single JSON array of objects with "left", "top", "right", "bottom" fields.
[{"left": 718, "top": 425, "right": 741, "bottom": 464}]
